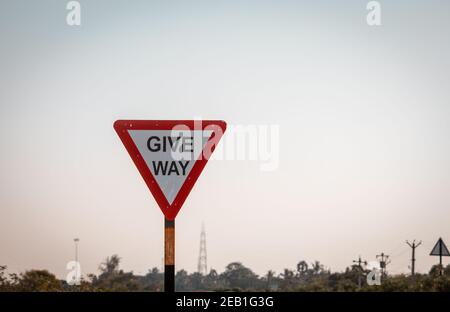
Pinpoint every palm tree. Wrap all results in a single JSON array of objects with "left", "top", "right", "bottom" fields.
[{"left": 99, "top": 254, "right": 121, "bottom": 275}]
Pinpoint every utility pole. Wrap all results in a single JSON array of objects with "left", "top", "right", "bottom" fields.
[
  {"left": 353, "top": 256, "right": 367, "bottom": 288},
  {"left": 406, "top": 240, "right": 422, "bottom": 277},
  {"left": 376, "top": 252, "right": 390, "bottom": 279}
]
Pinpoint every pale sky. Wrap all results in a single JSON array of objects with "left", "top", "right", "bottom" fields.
[{"left": 1, "top": 0, "right": 450, "bottom": 279}]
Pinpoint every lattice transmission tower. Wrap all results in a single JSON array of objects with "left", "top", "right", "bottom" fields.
[{"left": 197, "top": 223, "right": 208, "bottom": 275}]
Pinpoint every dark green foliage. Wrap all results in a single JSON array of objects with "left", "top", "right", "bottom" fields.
[{"left": 1, "top": 258, "right": 450, "bottom": 292}]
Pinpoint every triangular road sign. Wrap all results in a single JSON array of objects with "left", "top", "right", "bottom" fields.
[
  {"left": 114, "top": 120, "right": 226, "bottom": 220},
  {"left": 430, "top": 238, "right": 450, "bottom": 256}
]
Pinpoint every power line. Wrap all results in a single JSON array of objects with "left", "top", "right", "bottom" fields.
[
  {"left": 389, "top": 246, "right": 410, "bottom": 258},
  {"left": 386, "top": 241, "right": 406, "bottom": 256}
]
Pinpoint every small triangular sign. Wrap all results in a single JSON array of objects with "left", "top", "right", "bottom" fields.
[
  {"left": 114, "top": 120, "right": 226, "bottom": 220},
  {"left": 430, "top": 238, "right": 450, "bottom": 256}
]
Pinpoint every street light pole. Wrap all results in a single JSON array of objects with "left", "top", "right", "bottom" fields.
[
  {"left": 74, "top": 238, "right": 79, "bottom": 263},
  {"left": 74, "top": 238, "right": 80, "bottom": 285}
]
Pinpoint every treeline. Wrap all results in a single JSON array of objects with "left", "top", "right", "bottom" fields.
[{"left": 1, "top": 256, "right": 450, "bottom": 292}]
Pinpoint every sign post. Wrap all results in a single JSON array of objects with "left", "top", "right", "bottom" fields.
[
  {"left": 164, "top": 218, "right": 175, "bottom": 292},
  {"left": 114, "top": 120, "right": 226, "bottom": 292},
  {"left": 430, "top": 237, "right": 450, "bottom": 276}
]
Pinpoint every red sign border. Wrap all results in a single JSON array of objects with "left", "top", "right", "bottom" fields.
[{"left": 114, "top": 120, "right": 227, "bottom": 220}]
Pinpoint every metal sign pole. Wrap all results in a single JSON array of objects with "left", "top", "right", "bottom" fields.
[{"left": 165, "top": 218, "right": 175, "bottom": 292}]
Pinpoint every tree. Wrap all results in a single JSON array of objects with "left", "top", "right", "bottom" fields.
[
  {"left": 175, "top": 269, "right": 189, "bottom": 291},
  {"left": 263, "top": 270, "right": 278, "bottom": 291},
  {"left": 221, "top": 262, "right": 260, "bottom": 290},
  {"left": 203, "top": 269, "right": 220, "bottom": 290},
  {"left": 310, "top": 261, "right": 325, "bottom": 275},
  {"left": 142, "top": 267, "right": 163, "bottom": 291},
  {"left": 3, "top": 256, "right": 450, "bottom": 292},
  {"left": 16, "top": 270, "right": 62, "bottom": 292},
  {"left": 0, "top": 265, "right": 11, "bottom": 291},
  {"left": 296, "top": 261, "right": 309, "bottom": 277},
  {"left": 99, "top": 254, "right": 121, "bottom": 275},
  {"left": 92, "top": 255, "right": 141, "bottom": 291},
  {"left": 444, "top": 264, "right": 450, "bottom": 276}
]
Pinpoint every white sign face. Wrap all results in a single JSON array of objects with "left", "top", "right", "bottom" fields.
[{"left": 128, "top": 129, "right": 213, "bottom": 204}]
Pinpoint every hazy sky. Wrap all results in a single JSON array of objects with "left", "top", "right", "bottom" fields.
[{"left": 1, "top": 0, "right": 450, "bottom": 279}]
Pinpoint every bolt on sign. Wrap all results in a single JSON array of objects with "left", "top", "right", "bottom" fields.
[{"left": 114, "top": 120, "right": 227, "bottom": 220}]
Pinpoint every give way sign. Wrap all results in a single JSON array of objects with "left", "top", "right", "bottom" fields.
[{"left": 114, "top": 120, "right": 226, "bottom": 220}]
